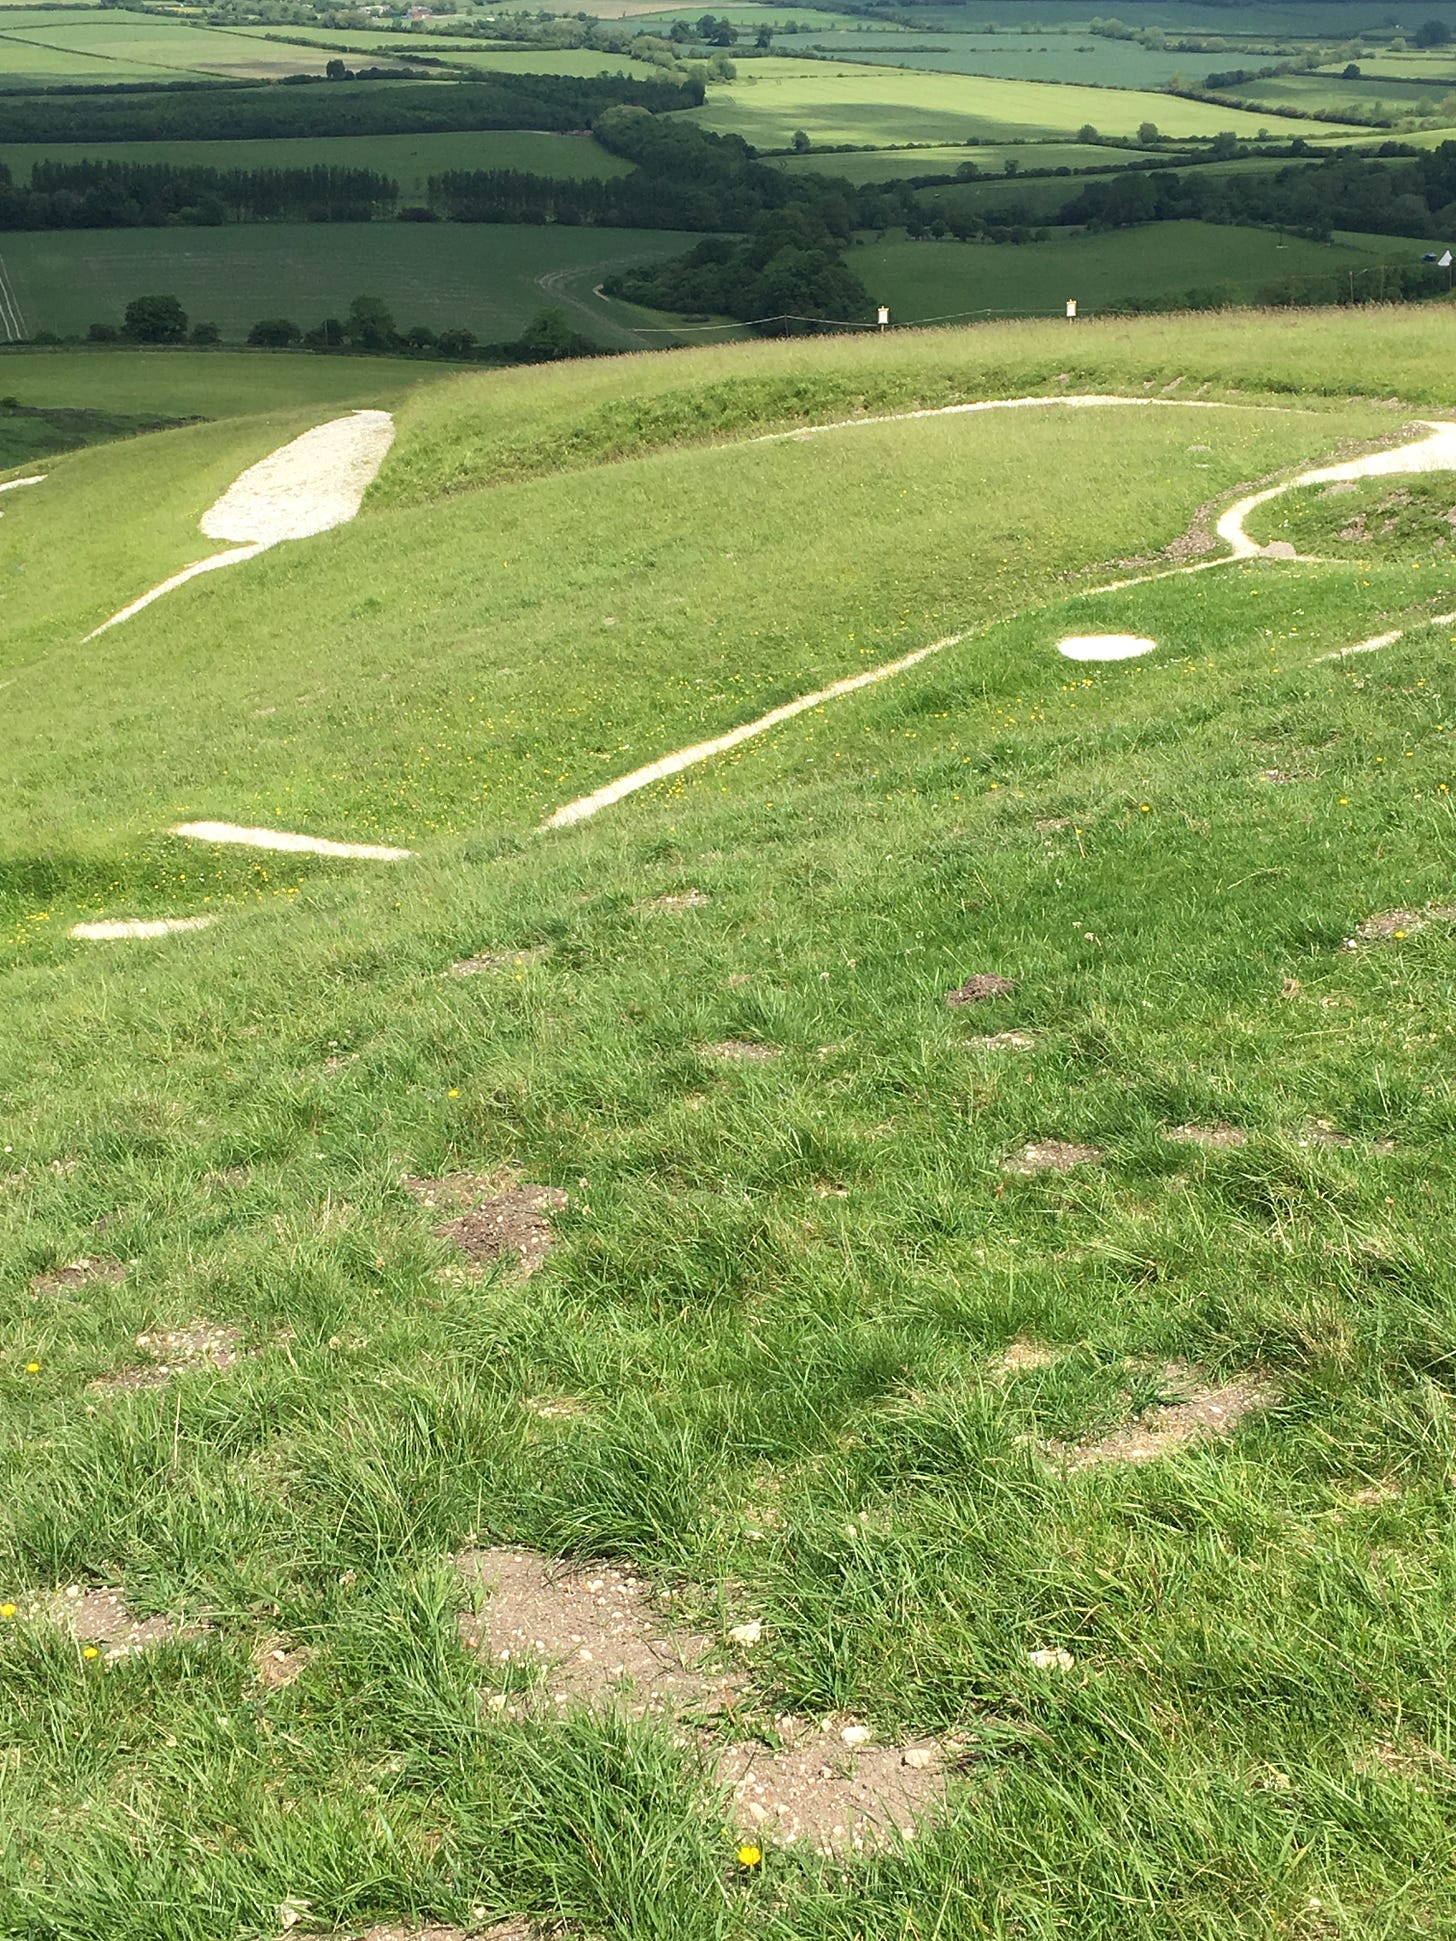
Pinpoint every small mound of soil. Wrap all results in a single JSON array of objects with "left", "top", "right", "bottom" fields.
[
  {"left": 100, "top": 1324, "right": 241, "bottom": 1390},
  {"left": 449, "top": 946, "right": 549, "bottom": 977},
  {"left": 1047, "top": 1367, "right": 1274, "bottom": 1471},
  {"left": 968, "top": 1031, "right": 1035, "bottom": 1051},
  {"left": 405, "top": 1174, "right": 566, "bottom": 1277},
  {"left": 19, "top": 1585, "right": 199, "bottom": 1659},
  {"left": 1164, "top": 1124, "right": 1248, "bottom": 1150},
  {"left": 1002, "top": 1141, "right": 1103, "bottom": 1175},
  {"left": 457, "top": 1548, "right": 739, "bottom": 1720},
  {"left": 700, "top": 1041, "right": 781, "bottom": 1063},
  {"left": 945, "top": 974, "right": 1017, "bottom": 1007},
  {"left": 32, "top": 1257, "right": 125, "bottom": 1296}
]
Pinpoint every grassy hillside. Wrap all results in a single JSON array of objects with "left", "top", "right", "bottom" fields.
[{"left": 7, "top": 310, "right": 1456, "bottom": 1940}]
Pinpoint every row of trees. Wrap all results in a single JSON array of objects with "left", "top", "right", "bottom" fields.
[
  {"left": 1053, "top": 142, "right": 1456, "bottom": 242},
  {"left": 0, "top": 70, "right": 701, "bottom": 145},
  {"left": 89, "top": 292, "right": 597, "bottom": 362},
  {"left": 0, "top": 161, "right": 397, "bottom": 231}
]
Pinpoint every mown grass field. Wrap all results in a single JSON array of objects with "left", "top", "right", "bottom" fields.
[
  {"left": 0, "top": 11, "right": 333, "bottom": 81},
  {"left": 0, "top": 131, "right": 631, "bottom": 198},
  {"left": 687, "top": 57, "right": 1360, "bottom": 149},
  {"left": 789, "top": 31, "right": 1232, "bottom": 90},
  {"left": 0, "top": 223, "right": 705, "bottom": 346},
  {"left": 7, "top": 308, "right": 1456, "bottom": 1939},
  {"left": 776, "top": 139, "right": 1143, "bottom": 182},
  {"left": 855, "top": 220, "right": 1428, "bottom": 322}
]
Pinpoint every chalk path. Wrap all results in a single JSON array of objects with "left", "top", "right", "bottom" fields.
[{"left": 86, "top": 411, "right": 395, "bottom": 639}]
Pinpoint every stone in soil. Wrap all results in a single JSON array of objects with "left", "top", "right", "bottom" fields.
[
  {"left": 945, "top": 974, "right": 1017, "bottom": 1007},
  {"left": 404, "top": 1173, "right": 566, "bottom": 1277},
  {"left": 252, "top": 1635, "right": 310, "bottom": 1690},
  {"left": 1002, "top": 1141, "right": 1103, "bottom": 1175},
  {"left": 1046, "top": 1366, "right": 1274, "bottom": 1470}
]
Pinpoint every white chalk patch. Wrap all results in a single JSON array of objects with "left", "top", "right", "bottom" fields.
[
  {"left": 0, "top": 474, "right": 44, "bottom": 493},
  {"left": 1057, "top": 633, "right": 1157, "bottom": 662},
  {"left": 173, "top": 820, "right": 411, "bottom": 861},
  {"left": 544, "top": 636, "right": 959, "bottom": 829},
  {"left": 1314, "top": 611, "right": 1456, "bottom": 664},
  {"left": 86, "top": 410, "right": 394, "bottom": 636},
  {"left": 71, "top": 916, "right": 217, "bottom": 941}
]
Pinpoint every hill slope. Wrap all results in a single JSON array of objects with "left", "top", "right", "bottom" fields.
[{"left": 4, "top": 313, "right": 1456, "bottom": 1941}]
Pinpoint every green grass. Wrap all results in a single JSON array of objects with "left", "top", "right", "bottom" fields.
[
  {"left": 853, "top": 221, "right": 1435, "bottom": 321},
  {"left": 0, "top": 131, "right": 631, "bottom": 198},
  {"left": 8, "top": 308, "right": 1456, "bottom": 1936},
  {"left": 0, "top": 224, "right": 708, "bottom": 347},
  {"left": 787, "top": 30, "right": 1234, "bottom": 89},
  {"left": 688, "top": 56, "right": 1361, "bottom": 149},
  {"left": 0, "top": 346, "right": 449, "bottom": 419},
  {"left": 0, "top": 13, "right": 334, "bottom": 81}
]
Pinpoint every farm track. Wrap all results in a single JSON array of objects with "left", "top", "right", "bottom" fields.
[{"left": 0, "top": 251, "right": 27, "bottom": 343}]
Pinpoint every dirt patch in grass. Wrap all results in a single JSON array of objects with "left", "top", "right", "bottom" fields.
[
  {"left": 648, "top": 889, "right": 710, "bottom": 910},
  {"left": 721, "top": 1724, "right": 943, "bottom": 1853},
  {"left": 337, "top": 1927, "right": 534, "bottom": 1941},
  {"left": 457, "top": 1549, "right": 952, "bottom": 1852},
  {"left": 1002, "top": 1141, "right": 1103, "bottom": 1175},
  {"left": 992, "top": 1339, "right": 1062, "bottom": 1373},
  {"left": 19, "top": 1585, "right": 201, "bottom": 1660},
  {"left": 252, "top": 1635, "right": 310, "bottom": 1691},
  {"left": 945, "top": 974, "right": 1017, "bottom": 1007},
  {"left": 1164, "top": 1123, "right": 1248, "bottom": 1149},
  {"left": 31, "top": 1256, "right": 125, "bottom": 1296},
  {"left": 98, "top": 1324, "right": 242, "bottom": 1391},
  {"left": 1046, "top": 1366, "right": 1275, "bottom": 1471},
  {"left": 449, "top": 947, "right": 549, "bottom": 976},
  {"left": 405, "top": 1174, "right": 566, "bottom": 1278},
  {"left": 1298, "top": 1120, "right": 1395, "bottom": 1154},
  {"left": 1352, "top": 906, "right": 1456, "bottom": 945},
  {"left": 700, "top": 1041, "right": 781, "bottom": 1063},
  {"left": 967, "top": 1031, "right": 1035, "bottom": 1051},
  {"left": 458, "top": 1548, "right": 740, "bottom": 1721}
]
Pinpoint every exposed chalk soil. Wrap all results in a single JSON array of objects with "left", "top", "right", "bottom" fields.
[{"left": 404, "top": 1173, "right": 566, "bottom": 1277}]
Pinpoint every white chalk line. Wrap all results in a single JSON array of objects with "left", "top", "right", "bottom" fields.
[
  {"left": 86, "top": 410, "right": 394, "bottom": 639},
  {"left": 753, "top": 393, "right": 1242, "bottom": 446},
  {"left": 544, "top": 637, "right": 957, "bottom": 828},
  {"left": 173, "top": 821, "right": 412, "bottom": 861},
  {"left": 71, "top": 916, "right": 217, "bottom": 942},
  {"left": 1315, "top": 610, "right": 1456, "bottom": 663},
  {"left": 0, "top": 474, "right": 44, "bottom": 494}
]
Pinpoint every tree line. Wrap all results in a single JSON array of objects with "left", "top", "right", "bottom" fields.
[
  {"left": 1051, "top": 142, "right": 1456, "bottom": 241},
  {"left": 0, "top": 70, "right": 702, "bottom": 144},
  {"left": 0, "top": 161, "right": 398, "bottom": 230}
]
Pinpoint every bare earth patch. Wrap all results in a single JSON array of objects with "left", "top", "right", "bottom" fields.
[
  {"left": 31, "top": 1256, "right": 125, "bottom": 1296},
  {"left": 252, "top": 1635, "right": 311, "bottom": 1691},
  {"left": 1298, "top": 1119, "right": 1396, "bottom": 1154},
  {"left": 1002, "top": 1141, "right": 1103, "bottom": 1175},
  {"left": 449, "top": 947, "right": 550, "bottom": 977},
  {"left": 1046, "top": 1367, "right": 1275, "bottom": 1471},
  {"left": 98, "top": 1323, "right": 242, "bottom": 1390},
  {"left": 1163, "top": 1123, "right": 1248, "bottom": 1149},
  {"left": 1351, "top": 906, "right": 1456, "bottom": 945},
  {"left": 404, "top": 1174, "right": 566, "bottom": 1277},
  {"left": 456, "top": 1549, "right": 951, "bottom": 1852},
  {"left": 18, "top": 1585, "right": 200, "bottom": 1659},
  {"left": 700, "top": 1040, "right": 781, "bottom": 1063},
  {"left": 346, "top": 1926, "right": 533, "bottom": 1941},
  {"left": 945, "top": 974, "right": 1017, "bottom": 1006},
  {"left": 649, "top": 889, "right": 710, "bottom": 910},
  {"left": 967, "top": 1031, "right": 1035, "bottom": 1051},
  {"left": 992, "top": 1339, "right": 1062, "bottom": 1373}
]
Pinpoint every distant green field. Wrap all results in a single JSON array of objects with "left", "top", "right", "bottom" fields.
[
  {"left": 0, "top": 27, "right": 173, "bottom": 82},
  {"left": 0, "top": 345, "right": 446, "bottom": 416},
  {"left": 0, "top": 15, "right": 334, "bottom": 80},
  {"left": 0, "top": 131, "right": 631, "bottom": 198},
  {"left": 776, "top": 139, "right": 1141, "bottom": 183},
  {"left": 792, "top": 31, "right": 1231, "bottom": 90},
  {"left": 1219, "top": 70, "right": 1456, "bottom": 118},
  {"left": 689, "top": 58, "right": 1359, "bottom": 149},
  {"left": 916, "top": 150, "right": 1332, "bottom": 221},
  {"left": 0, "top": 223, "right": 706, "bottom": 345},
  {"left": 857, "top": 219, "right": 1430, "bottom": 321}
]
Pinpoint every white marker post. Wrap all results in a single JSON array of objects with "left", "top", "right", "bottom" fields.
[
  {"left": 877, "top": 304, "right": 890, "bottom": 331},
  {"left": 1066, "top": 298, "right": 1078, "bottom": 319}
]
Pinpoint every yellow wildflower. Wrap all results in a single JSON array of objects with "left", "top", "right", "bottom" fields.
[{"left": 736, "top": 1843, "right": 763, "bottom": 1868}]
